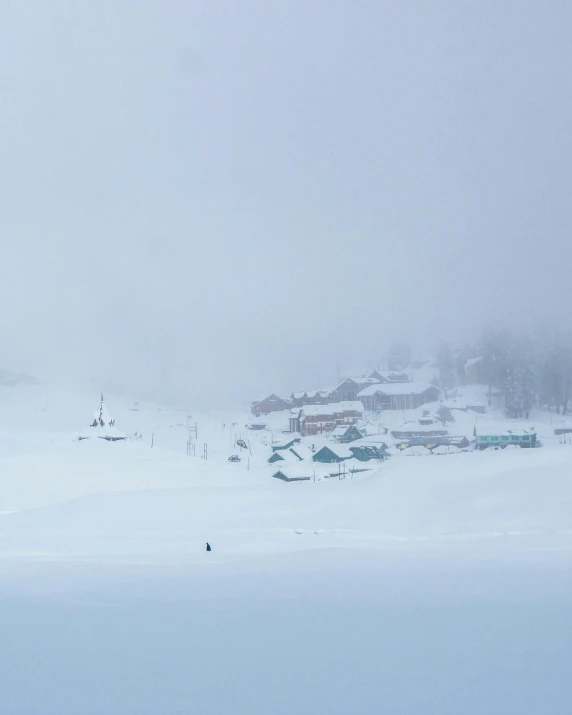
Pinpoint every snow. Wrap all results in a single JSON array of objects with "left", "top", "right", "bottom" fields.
[
  {"left": 430, "top": 444, "right": 460, "bottom": 455},
  {"left": 2, "top": 379, "right": 572, "bottom": 713}
]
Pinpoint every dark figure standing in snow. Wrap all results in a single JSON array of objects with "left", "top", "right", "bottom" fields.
[{"left": 206, "top": 542, "right": 212, "bottom": 552}]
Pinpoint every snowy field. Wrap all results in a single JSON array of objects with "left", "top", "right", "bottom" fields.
[{"left": 2, "top": 379, "right": 572, "bottom": 713}]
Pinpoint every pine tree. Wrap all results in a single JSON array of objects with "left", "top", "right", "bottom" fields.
[{"left": 436, "top": 405, "right": 455, "bottom": 427}]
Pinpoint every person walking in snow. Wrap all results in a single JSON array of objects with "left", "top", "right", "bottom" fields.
[{"left": 206, "top": 542, "right": 212, "bottom": 552}]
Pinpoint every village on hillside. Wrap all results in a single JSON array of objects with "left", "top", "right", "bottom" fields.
[{"left": 243, "top": 348, "right": 559, "bottom": 483}]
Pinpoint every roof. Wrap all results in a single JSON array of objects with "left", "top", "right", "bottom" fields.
[
  {"left": 300, "top": 401, "right": 364, "bottom": 417},
  {"left": 338, "top": 376, "right": 380, "bottom": 386},
  {"left": 256, "top": 393, "right": 290, "bottom": 404},
  {"left": 92, "top": 396, "right": 113, "bottom": 426},
  {"left": 431, "top": 444, "right": 459, "bottom": 454},
  {"left": 289, "top": 444, "right": 314, "bottom": 461},
  {"left": 313, "top": 444, "right": 354, "bottom": 459},
  {"left": 400, "top": 445, "right": 430, "bottom": 456},
  {"left": 331, "top": 425, "right": 361, "bottom": 437},
  {"left": 372, "top": 370, "right": 411, "bottom": 382},
  {"left": 357, "top": 382, "right": 437, "bottom": 397},
  {"left": 272, "top": 434, "right": 301, "bottom": 449},
  {"left": 477, "top": 430, "right": 535, "bottom": 438},
  {"left": 352, "top": 436, "right": 388, "bottom": 448}
]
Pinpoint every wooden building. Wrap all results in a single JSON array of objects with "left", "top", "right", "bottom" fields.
[
  {"left": 358, "top": 383, "right": 439, "bottom": 412},
  {"left": 290, "top": 402, "right": 364, "bottom": 437},
  {"left": 251, "top": 394, "right": 291, "bottom": 416}
]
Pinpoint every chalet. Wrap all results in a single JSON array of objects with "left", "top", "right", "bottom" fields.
[
  {"left": 251, "top": 394, "right": 290, "bottom": 416},
  {"left": 349, "top": 441, "right": 388, "bottom": 461},
  {"left": 329, "top": 377, "right": 380, "bottom": 403},
  {"left": 475, "top": 430, "right": 539, "bottom": 450},
  {"left": 358, "top": 383, "right": 439, "bottom": 411},
  {"left": 312, "top": 444, "right": 354, "bottom": 463},
  {"left": 290, "top": 401, "right": 364, "bottom": 437},
  {"left": 330, "top": 425, "right": 364, "bottom": 443}
]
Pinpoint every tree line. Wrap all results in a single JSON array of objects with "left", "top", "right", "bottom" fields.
[{"left": 435, "top": 330, "right": 572, "bottom": 418}]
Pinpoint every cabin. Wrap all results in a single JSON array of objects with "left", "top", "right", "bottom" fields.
[
  {"left": 251, "top": 394, "right": 291, "bottom": 416},
  {"left": 349, "top": 442, "right": 388, "bottom": 461},
  {"left": 475, "top": 431, "right": 539, "bottom": 450},
  {"left": 330, "top": 425, "right": 364, "bottom": 443},
  {"left": 358, "top": 383, "right": 439, "bottom": 411},
  {"left": 312, "top": 444, "right": 354, "bottom": 463},
  {"left": 272, "top": 468, "right": 312, "bottom": 483}
]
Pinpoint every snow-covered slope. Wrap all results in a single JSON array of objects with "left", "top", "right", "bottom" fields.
[
  {"left": 2, "top": 379, "right": 572, "bottom": 715},
  {"left": 1, "top": 378, "right": 572, "bottom": 560}
]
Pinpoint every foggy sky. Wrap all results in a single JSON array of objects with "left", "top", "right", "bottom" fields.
[{"left": 1, "top": 1, "right": 571, "bottom": 408}]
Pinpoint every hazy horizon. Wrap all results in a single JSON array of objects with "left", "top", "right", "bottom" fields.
[{"left": 1, "top": 1, "right": 571, "bottom": 408}]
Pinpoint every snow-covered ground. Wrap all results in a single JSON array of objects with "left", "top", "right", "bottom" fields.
[{"left": 2, "top": 378, "right": 572, "bottom": 713}]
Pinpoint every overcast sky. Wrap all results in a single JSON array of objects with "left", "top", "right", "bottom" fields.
[{"left": 0, "top": 1, "right": 570, "bottom": 407}]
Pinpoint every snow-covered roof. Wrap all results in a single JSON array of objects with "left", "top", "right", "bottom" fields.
[
  {"left": 477, "top": 428, "right": 535, "bottom": 438},
  {"left": 289, "top": 445, "right": 314, "bottom": 461},
  {"left": 357, "top": 382, "right": 436, "bottom": 397},
  {"left": 372, "top": 370, "right": 411, "bottom": 382},
  {"left": 338, "top": 366, "right": 370, "bottom": 380},
  {"left": 300, "top": 401, "right": 364, "bottom": 417},
  {"left": 352, "top": 436, "right": 388, "bottom": 447},
  {"left": 313, "top": 444, "right": 354, "bottom": 459},
  {"left": 272, "top": 434, "right": 301, "bottom": 449},
  {"left": 400, "top": 445, "right": 430, "bottom": 456},
  {"left": 331, "top": 425, "right": 360, "bottom": 437},
  {"left": 339, "top": 376, "right": 380, "bottom": 386},
  {"left": 431, "top": 445, "right": 459, "bottom": 455}
]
